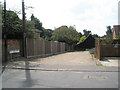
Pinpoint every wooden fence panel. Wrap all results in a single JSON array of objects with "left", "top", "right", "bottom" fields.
[
  {"left": 45, "top": 40, "right": 51, "bottom": 55},
  {"left": 57, "top": 42, "right": 61, "bottom": 53},
  {"left": 54, "top": 42, "right": 58, "bottom": 54},
  {"left": 63, "top": 43, "right": 65, "bottom": 52},
  {"left": 26, "top": 39, "right": 34, "bottom": 56},
  {"left": 100, "top": 45, "right": 119, "bottom": 57},
  {"left": 95, "top": 39, "right": 119, "bottom": 59},
  {"left": 34, "top": 40, "right": 41, "bottom": 56},
  {"left": 50, "top": 41, "right": 53, "bottom": 54},
  {"left": 3, "top": 38, "right": 71, "bottom": 60},
  {"left": 61, "top": 43, "right": 65, "bottom": 52},
  {"left": 60, "top": 42, "right": 62, "bottom": 52},
  {"left": 27, "top": 39, "right": 46, "bottom": 57},
  {"left": 51, "top": 41, "right": 57, "bottom": 54},
  {"left": 26, "top": 39, "right": 73, "bottom": 57},
  {"left": 70, "top": 45, "right": 74, "bottom": 51},
  {"left": 65, "top": 44, "right": 68, "bottom": 51},
  {"left": 40, "top": 40, "right": 45, "bottom": 55}
]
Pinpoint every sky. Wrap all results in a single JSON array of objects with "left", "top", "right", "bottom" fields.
[{"left": 1, "top": 0, "right": 119, "bottom": 36}]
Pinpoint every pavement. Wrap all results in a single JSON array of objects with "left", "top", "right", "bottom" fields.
[{"left": 98, "top": 57, "right": 119, "bottom": 67}]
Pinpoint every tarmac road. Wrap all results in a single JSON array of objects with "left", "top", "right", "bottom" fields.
[{"left": 2, "top": 69, "right": 118, "bottom": 88}]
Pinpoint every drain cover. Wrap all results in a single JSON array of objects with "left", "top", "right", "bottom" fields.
[{"left": 83, "top": 75, "right": 107, "bottom": 80}]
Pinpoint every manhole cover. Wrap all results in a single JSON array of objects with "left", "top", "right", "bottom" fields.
[{"left": 83, "top": 75, "right": 107, "bottom": 80}]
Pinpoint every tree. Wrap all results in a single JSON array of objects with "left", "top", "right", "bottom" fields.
[
  {"left": 2, "top": 10, "right": 22, "bottom": 35},
  {"left": 92, "top": 34, "right": 99, "bottom": 38},
  {"left": 106, "top": 26, "right": 112, "bottom": 38},
  {"left": 78, "top": 32, "right": 83, "bottom": 37},
  {"left": 2, "top": 10, "right": 40, "bottom": 39},
  {"left": 31, "top": 14, "right": 43, "bottom": 37},
  {"left": 25, "top": 21, "right": 40, "bottom": 39},
  {"left": 52, "top": 26, "right": 80, "bottom": 45},
  {"left": 43, "top": 28, "right": 53, "bottom": 41},
  {"left": 83, "top": 29, "right": 91, "bottom": 36}
]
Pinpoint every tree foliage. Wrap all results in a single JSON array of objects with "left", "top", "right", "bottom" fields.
[
  {"left": 25, "top": 21, "right": 40, "bottom": 39},
  {"left": 78, "top": 32, "right": 83, "bottom": 37},
  {"left": 43, "top": 28, "right": 53, "bottom": 41},
  {"left": 2, "top": 10, "right": 40, "bottom": 39},
  {"left": 31, "top": 14, "right": 43, "bottom": 37},
  {"left": 92, "top": 34, "right": 99, "bottom": 38},
  {"left": 2, "top": 10, "right": 22, "bottom": 35},
  {"left": 106, "top": 26, "right": 112, "bottom": 38},
  {"left": 52, "top": 26, "right": 80, "bottom": 45},
  {"left": 83, "top": 29, "right": 91, "bottom": 36}
]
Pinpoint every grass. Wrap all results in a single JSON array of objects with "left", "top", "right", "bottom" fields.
[{"left": 96, "top": 63, "right": 103, "bottom": 66}]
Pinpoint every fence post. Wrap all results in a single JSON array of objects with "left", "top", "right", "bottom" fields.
[
  {"left": 33, "top": 39, "right": 35, "bottom": 56},
  {"left": 43, "top": 40, "right": 45, "bottom": 56},
  {"left": 26, "top": 38, "right": 28, "bottom": 57},
  {"left": 96, "top": 38, "right": 101, "bottom": 59},
  {"left": 51, "top": 41, "right": 53, "bottom": 55},
  {"left": 99, "top": 39, "right": 102, "bottom": 59}
]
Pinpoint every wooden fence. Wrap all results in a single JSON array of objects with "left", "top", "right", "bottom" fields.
[
  {"left": 95, "top": 39, "right": 120, "bottom": 59},
  {"left": 26, "top": 39, "right": 73, "bottom": 58},
  {"left": 2, "top": 39, "right": 22, "bottom": 62},
  {"left": 2, "top": 39, "right": 74, "bottom": 61}
]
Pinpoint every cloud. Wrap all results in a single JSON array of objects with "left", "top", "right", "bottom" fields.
[{"left": 69, "top": 0, "right": 118, "bottom": 35}]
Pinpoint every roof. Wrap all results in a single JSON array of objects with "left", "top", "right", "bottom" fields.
[
  {"left": 77, "top": 34, "right": 95, "bottom": 45},
  {"left": 76, "top": 34, "right": 95, "bottom": 49}
]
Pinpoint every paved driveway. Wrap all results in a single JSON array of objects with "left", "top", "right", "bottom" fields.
[
  {"left": 7, "top": 51, "right": 97, "bottom": 70},
  {"left": 35, "top": 51, "right": 95, "bottom": 66}
]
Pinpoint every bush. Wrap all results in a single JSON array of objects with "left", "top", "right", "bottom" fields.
[
  {"left": 89, "top": 48, "right": 95, "bottom": 54},
  {"left": 114, "top": 37, "right": 120, "bottom": 40},
  {"left": 100, "top": 38, "right": 113, "bottom": 45}
]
